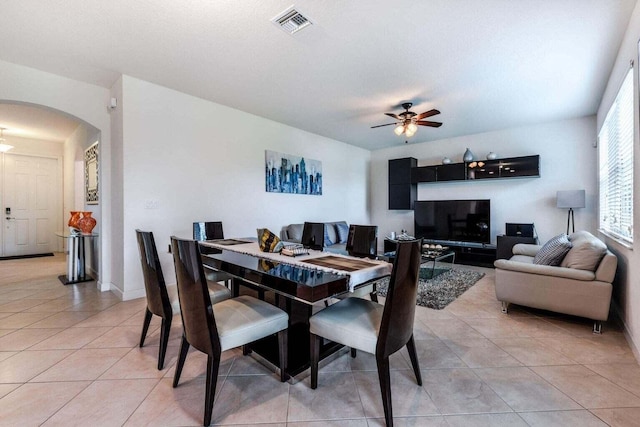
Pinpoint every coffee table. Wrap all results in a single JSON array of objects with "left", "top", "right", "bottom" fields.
[{"left": 421, "top": 248, "right": 455, "bottom": 279}]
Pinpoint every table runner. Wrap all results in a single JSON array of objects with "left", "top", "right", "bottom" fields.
[{"left": 200, "top": 241, "right": 392, "bottom": 292}]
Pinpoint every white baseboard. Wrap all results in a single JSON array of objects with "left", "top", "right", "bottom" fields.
[{"left": 612, "top": 301, "right": 640, "bottom": 364}]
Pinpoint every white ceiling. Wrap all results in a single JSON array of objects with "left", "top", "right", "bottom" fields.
[{"left": 0, "top": 0, "right": 635, "bottom": 149}]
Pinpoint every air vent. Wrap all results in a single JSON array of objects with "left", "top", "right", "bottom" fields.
[{"left": 272, "top": 6, "right": 312, "bottom": 34}]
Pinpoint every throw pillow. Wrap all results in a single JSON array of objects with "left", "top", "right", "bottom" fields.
[
  {"left": 533, "top": 233, "right": 572, "bottom": 266},
  {"left": 560, "top": 236, "right": 607, "bottom": 271},
  {"left": 257, "top": 228, "right": 284, "bottom": 253},
  {"left": 324, "top": 224, "right": 335, "bottom": 247},
  {"left": 334, "top": 221, "right": 349, "bottom": 243}
]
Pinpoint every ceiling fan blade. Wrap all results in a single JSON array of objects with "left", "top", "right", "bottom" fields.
[
  {"left": 415, "top": 109, "right": 440, "bottom": 120},
  {"left": 384, "top": 113, "right": 402, "bottom": 120},
  {"left": 371, "top": 123, "right": 398, "bottom": 128},
  {"left": 416, "top": 120, "right": 443, "bottom": 128}
]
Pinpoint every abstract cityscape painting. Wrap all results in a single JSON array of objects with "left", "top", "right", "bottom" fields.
[{"left": 265, "top": 150, "right": 322, "bottom": 195}]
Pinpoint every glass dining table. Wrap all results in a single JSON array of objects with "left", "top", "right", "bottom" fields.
[{"left": 200, "top": 240, "right": 392, "bottom": 379}]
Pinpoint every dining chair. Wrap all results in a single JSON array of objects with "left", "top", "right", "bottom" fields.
[
  {"left": 346, "top": 224, "right": 378, "bottom": 259},
  {"left": 193, "top": 221, "right": 233, "bottom": 287},
  {"left": 301, "top": 222, "right": 325, "bottom": 250},
  {"left": 309, "top": 239, "right": 423, "bottom": 427},
  {"left": 171, "top": 236, "right": 289, "bottom": 426},
  {"left": 136, "top": 230, "right": 231, "bottom": 370}
]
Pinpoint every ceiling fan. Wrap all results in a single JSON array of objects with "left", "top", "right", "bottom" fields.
[{"left": 371, "top": 102, "right": 442, "bottom": 138}]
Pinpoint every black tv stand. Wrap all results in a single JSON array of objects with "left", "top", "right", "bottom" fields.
[{"left": 422, "top": 239, "right": 496, "bottom": 268}]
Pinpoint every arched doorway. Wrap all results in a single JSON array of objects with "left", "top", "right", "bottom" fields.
[{"left": 0, "top": 102, "right": 102, "bottom": 281}]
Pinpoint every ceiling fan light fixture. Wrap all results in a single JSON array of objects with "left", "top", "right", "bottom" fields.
[
  {"left": 394, "top": 125, "right": 405, "bottom": 136},
  {"left": 406, "top": 123, "right": 418, "bottom": 134}
]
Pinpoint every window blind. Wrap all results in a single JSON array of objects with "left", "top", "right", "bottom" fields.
[{"left": 598, "top": 68, "right": 634, "bottom": 243}]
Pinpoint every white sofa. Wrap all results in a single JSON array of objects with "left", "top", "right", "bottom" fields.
[{"left": 494, "top": 231, "right": 617, "bottom": 333}]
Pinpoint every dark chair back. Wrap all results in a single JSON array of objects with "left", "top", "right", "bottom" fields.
[
  {"left": 302, "top": 222, "right": 325, "bottom": 250},
  {"left": 171, "top": 236, "right": 221, "bottom": 357},
  {"left": 376, "top": 239, "right": 422, "bottom": 359},
  {"left": 193, "top": 221, "right": 224, "bottom": 255},
  {"left": 136, "top": 230, "right": 171, "bottom": 319},
  {"left": 346, "top": 225, "right": 378, "bottom": 259}
]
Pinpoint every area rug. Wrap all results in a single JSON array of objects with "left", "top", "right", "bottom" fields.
[
  {"left": 0, "top": 253, "right": 54, "bottom": 261},
  {"left": 374, "top": 267, "right": 485, "bottom": 310}
]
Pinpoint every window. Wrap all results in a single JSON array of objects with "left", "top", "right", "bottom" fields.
[{"left": 598, "top": 67, "right": 634, "bottom": 243}]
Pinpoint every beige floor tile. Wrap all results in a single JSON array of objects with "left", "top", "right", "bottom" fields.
[
  {"left": 442, "top": 413, "right": 529, "bottom": 426},
  {"left": 0, "top": 311, "right": 54, "bottom": 328},
  {"left": 211, "top": 374, "right": 290, "bottom": 424},
  {"left": 0, "top": 349, "right": 75, "bottom": 382},
  {"left": 421, "top": 368, "right": 511, "bottom": 415},
  {"left": 590, "top": 407, "right": 640, "bottom": 427},
  {"left": 474, "top": 367, "right": 581, "bottom": 411},
  {"left": 519, "top": 409, "right": 609, "bottom": 426},
  {"left": 123, "top": 377, "right": 206, "bottom": 427},
  {"left": 23, "top": 298, "right": 78, "bottom": 312},
  {"left": 41, "top": 379, "right": 158, "bottom": 426},
  {"left": 99, "top": 345, "right": 177, "bottom": 379},
  {"left": 0, "top": 327, "right": 64, "bottom": 350},
  {"left": 0, "top": 381, "right": 90, "bottom": 426},
  {"left": 442, "top": 337, "right": 522, "bottom": 368},
  {"left": 531, "top": 365, "right": 640, "bottom": 408},
  {"left": 288, "top": 420, "right": 367, "bottom": 427},
  {"left": 164, "top": 347, "right": 239, "bottom": 379},
  {"left": 407, "top": 339, "right": 466, "bottom": 369},
  {"left": 25, "top": 311, "right": 96, "bottom": 328},
  {"left": 0, "top": 298, "right": 51, "bottom": 312},
  {"left": 586, "top": 363, "right": 640, "bottom": 397},
  {"left": 31, "top": 347, "right": 130, "bottom": 382},
  {"left": 412, "top": 319, "right": 440, "bottom": 340},
  {"left": 0, "top": 352, "right": 16, "bottom": 363},
  {"left": 490, "top": 337, "right": 576, "bottom": 366},
  {"left": 425, "top": 318, "right": 486, "bottom": 340},
  {"left": 288, "top": 372, "right": 365, "bottom": 422},
  {"left": 349, "top": 348, "right": 412, "bottom": 371},
  {"left": 0, "top": 383, "right": 19, "bottom": 398},
  {"left": 537, "top": 335, "right": 638, "bottom": 364},
  {"left": 84, "top": 325, "right": 149, "bottom": 348},
  {"left": 366, "top": 417, "right": 448, "bottom": 427},
  {"left": 30, "top": 326, "right": 112, "bottom": 350},
  {"left": 353, "top": 370, "right": 439, "bottom": 418},
  {"left": 460, "top": 317, "right": 522, "bottom": 338}
]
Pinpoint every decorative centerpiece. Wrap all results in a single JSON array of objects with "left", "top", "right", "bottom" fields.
[
  {"left": 463, "top": 148, "right": 475, "bottom": 162},
  {"left": 486, "top": 152, "right": 498, "bottom": 160},
  {"left": 442, "top": 157, "right": 452, "bottom": 164},
  {"left": 77, "top": 211, "right": 97, "bottom": 235}
]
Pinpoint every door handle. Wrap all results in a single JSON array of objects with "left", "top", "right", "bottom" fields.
[{"left": 6, "top": 217, "right": 15, "bottom": 220}]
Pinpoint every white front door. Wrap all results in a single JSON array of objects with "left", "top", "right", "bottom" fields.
[{"left": 3, "top": 154, "right": 59, "bottom": 256}]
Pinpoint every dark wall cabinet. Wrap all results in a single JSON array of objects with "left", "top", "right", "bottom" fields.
[
  {"left": 388, "top": 158, "right": 417, "bottom": 210},
  {"left": 410, "top": 155, "right": 540, "bottom": 184}
]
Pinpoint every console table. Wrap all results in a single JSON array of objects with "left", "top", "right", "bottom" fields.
[{"left": 56, "top": 232, "right": 98, "bottom": 285}]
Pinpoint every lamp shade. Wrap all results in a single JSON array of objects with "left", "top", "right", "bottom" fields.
[{"left": 556, "top": 190, "right": 585, "bottom": 209}]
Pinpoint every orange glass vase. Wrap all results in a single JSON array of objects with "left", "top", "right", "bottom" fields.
[
  {"left": 77, "top": 212, "right": 97, "bottom": 235},
  {"left": 68, "top": 211, "right": 82, "bottom": 230}
]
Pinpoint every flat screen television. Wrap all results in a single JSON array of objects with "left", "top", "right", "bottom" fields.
[{"left": 414, "top": 199, "right": 490, "bottom": 244}]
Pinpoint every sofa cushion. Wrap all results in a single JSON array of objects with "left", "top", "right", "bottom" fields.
[
  {"left": 324, "top": 224, "right": 337, "bottom": 247},
  {"left": 561, "top": 232, "right": 608, "bottom": 271},
  {"left": 533, "top": 233, "right": 572, "bottom": 266},
  {"left": 286, "top": 224, "right": 304, "bottom": 242},
  {"left": 334, "top": 221, "right": 349, "bottom": 244}
]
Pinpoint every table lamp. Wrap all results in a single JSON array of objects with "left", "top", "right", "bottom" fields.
[{"left": 556, "top": 190, "right": 585, "bottom": 234}]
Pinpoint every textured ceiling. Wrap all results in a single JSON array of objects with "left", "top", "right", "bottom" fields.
[{"left": 0, "top": 0, "right": 635, "bottom": 149}]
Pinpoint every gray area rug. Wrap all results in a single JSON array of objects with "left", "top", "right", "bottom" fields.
[{"left": 375, "top": 267, "right": 485, "bottom": 310}]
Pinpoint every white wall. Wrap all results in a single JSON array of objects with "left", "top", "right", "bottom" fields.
[
  {"left": 0, "top": 59, "right": 113, "bottom": 290},
  {"left": 371, "top": 116, "right": 598, "bottom": 248},
  {"left": 597, "top": 0, "right": 640, "bottom": 361},
  {"left": 118, "top": 76, "right": 371, "bottom": 299}
]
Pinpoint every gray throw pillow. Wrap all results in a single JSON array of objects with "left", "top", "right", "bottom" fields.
[{"left": 533, "top": 233, "right": 572, "bottom": 266}]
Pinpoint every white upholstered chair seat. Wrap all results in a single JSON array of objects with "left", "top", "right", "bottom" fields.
[
  {"left": 215, "top": 295, "right": 289, "bottom": 351},
  {"left": 166, "top": 283, "right": 231, "bottom": 314},
  {"left": 310, "top": 297, "right": 383, "bottom": 354}
]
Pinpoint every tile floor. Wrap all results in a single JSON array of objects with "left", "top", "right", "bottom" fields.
[{"left": 1, "top": 254, "right": 639, "bottom": 426}]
